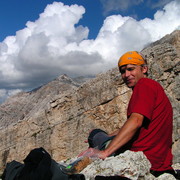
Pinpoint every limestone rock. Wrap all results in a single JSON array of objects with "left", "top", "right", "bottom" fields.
[
  {"left": 0, "top": 74, "right": 80, "bottom": 127},
  {"left": 81, "top": 151, "right": 151, "bottom": 180},
  {"left": 80, "top": 150, "right": 178, "bottom": 180}
]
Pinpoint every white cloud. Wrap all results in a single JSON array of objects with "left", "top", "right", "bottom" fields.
[
  {"left": 0, "top": 1, "right": 180, "bottom": 103},
  {"left": 0, "top": 89, "right": 6, "bottom": 99},
  {"left": 0, "top": 89, "right": 22, "bottom": 103},
  {"left": 140, "top": 0, "right": 180, "bottom": 41}
]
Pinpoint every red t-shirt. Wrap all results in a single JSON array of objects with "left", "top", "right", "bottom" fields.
[{"left": 127, "top": 78, "right": 173, "bottom": 171}]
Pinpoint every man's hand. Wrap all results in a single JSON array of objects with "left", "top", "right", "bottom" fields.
[{"left": 78, "top": 148, "right": 107, "bottom": 159}]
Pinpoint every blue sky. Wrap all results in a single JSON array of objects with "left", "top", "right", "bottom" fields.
[
  {"left": 0, "top": 0, "right": 180, "bottom": 103},
  {"left": 1, "top": 0, "right": 101, "bottom": 41},
  {"left": 0, "top": 0, "right": 165, "bottom": 41}
]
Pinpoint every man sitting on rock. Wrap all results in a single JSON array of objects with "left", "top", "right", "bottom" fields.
[{"left": 79, "top": 51, "right": 178, "bottom": 178}]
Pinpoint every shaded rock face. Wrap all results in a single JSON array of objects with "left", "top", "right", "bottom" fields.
[{"left": 0, "top": 30, "right": 179, "bottom": 172}]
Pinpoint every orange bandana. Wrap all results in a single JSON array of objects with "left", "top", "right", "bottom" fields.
[{"left": 118, "top": 51, "right": 145, "bottom": 67}]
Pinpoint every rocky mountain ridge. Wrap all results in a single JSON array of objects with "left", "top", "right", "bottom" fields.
[
  {"left": 0, "top": 30, "right": 179, "bottom": 175},
  {"left": 0, "top": 74, "right": 94, "bottom": 128}
]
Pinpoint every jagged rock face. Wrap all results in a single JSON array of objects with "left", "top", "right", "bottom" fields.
[
  {"left": 141, "top": 30, "right": 180, "bottom": 164},
  {"left": 0, "top": 74, "right": 82, "bottom": 127},
  {"left": 0, "top": 30, "right": 179, "bottom": 173}
]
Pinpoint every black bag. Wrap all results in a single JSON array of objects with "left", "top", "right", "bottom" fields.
[
  {"left": 1, "top": 147, "right": 85, "bottom": 180},
  {"left": 95, "top": 176, "right": 131, "bottom": 179},
  {"left": 1, "top": 160, "right": 24, "bottom": 180},
  {"left": 14, "top": 147, "right": 52, "bottom": 180}
]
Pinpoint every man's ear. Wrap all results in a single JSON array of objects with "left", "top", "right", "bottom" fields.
[{"left": 142, "top": 65, "right": 148, "bottom": 74}]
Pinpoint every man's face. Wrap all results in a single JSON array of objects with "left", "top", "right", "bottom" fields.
[{"left": 119, "top": 64, "right": 148, "bottom": 88}]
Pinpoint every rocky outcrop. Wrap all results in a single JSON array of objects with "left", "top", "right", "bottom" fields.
[
  {"left": 0, "top": 30, "right": 179, "bottom": 174},
  {"left": 80, "top": 150, "right": 178, "bottom": 180},
  {"left": 81, "top": 151, "right": 152, "bottom": 180}
]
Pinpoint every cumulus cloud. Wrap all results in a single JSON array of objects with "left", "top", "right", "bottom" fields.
[
  {"left": 140, "top": 0, "right": 180, "bottom": 41},
  {"left": 0, "top": 0, "right": 180, "bottom": 103}
]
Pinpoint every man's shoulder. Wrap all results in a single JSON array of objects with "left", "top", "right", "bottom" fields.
[
  {"left": 136, "top": 78, "right": 163, "bottom": 92},
  {"left": 138, "top": 78, "right": 159, "bottom": 86}
]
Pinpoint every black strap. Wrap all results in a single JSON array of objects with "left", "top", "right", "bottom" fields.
[{"left": 150, "top": 169, "right": 180, "bottom": 179}]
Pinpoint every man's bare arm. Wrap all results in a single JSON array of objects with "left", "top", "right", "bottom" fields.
[
  {"left": 108, "top": 129, "right": 120, "bottom": 136},
  {"left": 102, "top": 113, "right": 144, "bottom": 157}
]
